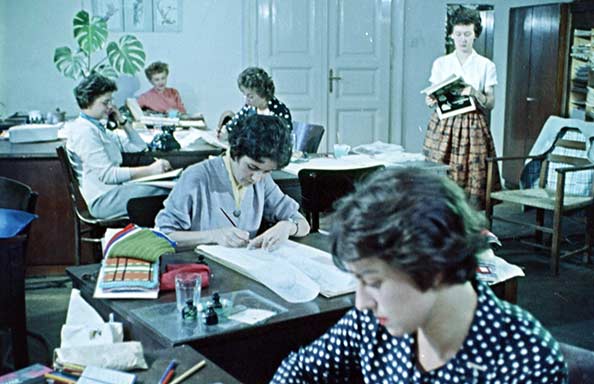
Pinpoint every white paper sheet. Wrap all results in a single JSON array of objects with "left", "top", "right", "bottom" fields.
[{"left": 197, "top": 240, "right": 356, "bottom": 302}]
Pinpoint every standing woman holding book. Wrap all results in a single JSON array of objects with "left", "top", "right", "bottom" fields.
[{"left": 423, "top": 7, "right": 501, "bottom": 209}]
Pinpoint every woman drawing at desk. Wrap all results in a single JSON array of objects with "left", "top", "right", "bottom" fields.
[
  {"left": 137, "top": 61, "right": 187, "bottom": 115},
  {"left": 272, "top": 168, "right": 567, "bottom": 383},
  {"left": 423, "top": 7, "right": 501, "bottom": 209},
  {"left": 217, "top": 67, "right": 292, "bottom": 139},
  {"left": 155, "top": 114, "right": 309, "bottom": 250},
  {"left": 65, "top": 74, "right": 172, "bottom": 219}
]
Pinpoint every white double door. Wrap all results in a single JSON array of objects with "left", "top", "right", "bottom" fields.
[{"left": 247, "top": 0, "right": 392, "bottom": 152}]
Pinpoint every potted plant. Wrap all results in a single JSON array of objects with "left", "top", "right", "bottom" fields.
[{"left": 53, "top": 10, "right": 145, "bottom": 80}]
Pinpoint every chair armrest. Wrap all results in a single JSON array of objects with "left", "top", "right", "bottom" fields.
[
  {"left": 555, "top": 163, "right": 594, "bottom": 174},
  {"left": 486, "top": 154, "right": 544, "bottom": 163}
]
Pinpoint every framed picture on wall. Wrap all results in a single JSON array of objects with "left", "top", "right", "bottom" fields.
[
  {"left": 153, "top": 0, "right": 183, "bottom": 32},
  {"left": 92, "top": 0, "right": 125, "bottom": 32},
  {"left": 123, "top": 0, "right": 153, "bottom": 32}
]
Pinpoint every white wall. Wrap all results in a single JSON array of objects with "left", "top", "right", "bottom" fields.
[
  {"left": 393, "top": 0, "right": 573, "bottom": 156},
  {"left": 0, "top": 0, "right": 245, "bottom": 127}
]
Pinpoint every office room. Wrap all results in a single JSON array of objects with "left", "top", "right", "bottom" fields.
[{"left": 1, "top": 0, "right": 594, "bottom": 382}]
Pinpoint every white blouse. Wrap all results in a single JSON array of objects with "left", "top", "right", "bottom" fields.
[{"left": 429, "top": 50, "right": 497, "bottom": 93}]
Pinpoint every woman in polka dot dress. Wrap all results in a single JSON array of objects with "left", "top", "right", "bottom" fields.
[
  {"left": 218, "top": 67, "right": 292, "bottom": 139},
  {"left": 271, "top": 168, "right": 568, "bottom": 383}
]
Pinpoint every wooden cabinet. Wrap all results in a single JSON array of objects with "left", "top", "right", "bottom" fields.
[
  {"left": 503, "top": 3, "right": 568, "bottom": 187},
  {"left": 566, "top": 2, "right": 594, "bottom": 121}
]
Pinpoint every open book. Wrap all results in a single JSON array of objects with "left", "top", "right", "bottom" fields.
[
  {"left": 196, "top": 241, "right": 357, "bottom": 303},
  {"left": 421, "top": 74, "right": 476, "bottom": 119},
  {"left": 126, "top": 98, "right": 207, "bottom": 129}
]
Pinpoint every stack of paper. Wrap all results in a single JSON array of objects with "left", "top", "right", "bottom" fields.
[{"left": 196, "top": 240, "right": 356, "bottom": 303}]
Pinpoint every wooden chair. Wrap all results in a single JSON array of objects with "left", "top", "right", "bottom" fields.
[
  {"left": 485, "top": 126, "right": 594, "bottom": 275},
  {"left": 56, "top": 146, "right": 129, "bottom": 265},
  {"left": 292, "top": 121, "right": 325, "bottom": 154},
  {"left": 0, "top": 177, "right": 38, "bottom": 370},
  {"left": 298, "top": 166, "right": 384, "bottom": 232},
  {"left": 127, "top": 194, "right": 168, "bottom": 228}
]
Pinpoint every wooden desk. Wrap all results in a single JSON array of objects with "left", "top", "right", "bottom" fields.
[
  {"left": 137, "top": 345, "right": 240, "bottom": 383},
  {"left": 0, "top": 139, "right": 222, "bottom": 270},
  {"left": 66, "top": 234, "right": 354, "bottom": 383}
]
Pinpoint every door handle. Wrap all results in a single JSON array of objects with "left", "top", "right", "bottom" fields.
[
  {"left": 526, "top": 97, "right": 536, "bottom": 102},
  {"left": 328, "top": 69, "right": 342, "bottom": 93}
]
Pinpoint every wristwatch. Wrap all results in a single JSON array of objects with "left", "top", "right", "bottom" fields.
[{"left": 288, "top": 217, "right": 299, "bottom": 236}]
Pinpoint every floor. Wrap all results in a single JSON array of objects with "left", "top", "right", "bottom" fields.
[{"left": 3, "top": 202, "right": 594, "bottom": 372}]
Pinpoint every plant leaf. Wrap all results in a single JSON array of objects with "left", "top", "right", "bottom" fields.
[
  {"left": 106, "top": 36, "right": 146, "bottom": 75},
  {"left": 95, "top": 63, "right": 119, "bottom": 80},
  {"left": 73, "top": 10, "right": 108, "bottom": 54},
  {"left": 53, "top": 46, "right": 85, "bottom": 80}
]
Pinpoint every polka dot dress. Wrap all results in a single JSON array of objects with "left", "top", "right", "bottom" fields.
[
  {"left": 271, "top": 281, "right": 568, "bottom": 383},
  {"left": 225, "top": 97, "right": 293, "bottom": 133}
]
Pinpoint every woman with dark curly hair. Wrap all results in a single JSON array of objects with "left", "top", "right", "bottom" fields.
[
  {"left": 65, "top": 73, "right": 171, "bottom": 219},
  {"left": 156, "top": 114, "right": 309, "bottom": 250},
  {"left": 423, "top": 7, "right": 501, "bottom": 209},
  {"left": 272, "top": 167, "right": 567, "bottom": 383},
  {"left": 218, "top": 67, "right": 292, "bottom": 138}
]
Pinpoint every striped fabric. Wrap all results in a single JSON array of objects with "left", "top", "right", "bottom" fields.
[
  {"left": 423, "top": 110, "right": 501, "bottom": 209},
  {"left": 100, "top": 257, "right": 159, "bottom": 291},
  {"left": 103, "top": 224, "right": 176, "bottom": 262}
]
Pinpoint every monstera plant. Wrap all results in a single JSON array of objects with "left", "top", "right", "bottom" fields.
[{"left": 54, "top": 10, "right": 145, "bottom": 80}]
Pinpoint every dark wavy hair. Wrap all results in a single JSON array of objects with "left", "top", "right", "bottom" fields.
[
  {"left": 330, "top": 167, "right": 487, "bottom": 291},
  {"left": 228, "top": 114, "right": 292, "bottom": 168},
  {"left": 237, "top": 67, "right": 275, "bottom": 101},
  {"left": 448, "top": 7, "right": 483, "bottom": 38},
  {"left": 74, "top": 74, "right": 117, "bottom": 109},
  {"left": 145, "top": 61, "right": 169, "bottom": 81}
]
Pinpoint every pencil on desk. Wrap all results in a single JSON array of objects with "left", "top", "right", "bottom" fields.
[
  {"left": 220, "top": 208, "right": 237, "bottom": 227},
  {"left": 169, "top": 360, "right": 206, "bottom": 384}
]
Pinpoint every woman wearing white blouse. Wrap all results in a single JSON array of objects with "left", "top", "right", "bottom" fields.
[{"left": 423, "top": 7, "right": 501, "bottom": 209}]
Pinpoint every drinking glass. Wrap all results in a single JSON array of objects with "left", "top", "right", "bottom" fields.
[{"left": 175, "top": 272, "right": 202, "bottom": 312}]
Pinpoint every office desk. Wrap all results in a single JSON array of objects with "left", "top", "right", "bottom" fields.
[
  {"left": 138, "top": 345, "right": 240, "bottom": 383},
  {"left": 0, "top": 139, "right": 222, "bottom": 269},
  {"left": 67, "top": 233, "right": 354, "bottom": 383}
]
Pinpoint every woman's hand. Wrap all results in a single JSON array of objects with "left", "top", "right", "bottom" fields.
[
  {"left": 248, "top": 221, "right": 294, "bottom": 251},
  {"left": 210, "top": 227, "right": 250, "bottom": 247},
  {"left": 149, "top": 158, "right": 172, "bottom": 174},
  {"left": 425, "top": 94, "right": 437, "bottom": 107}
]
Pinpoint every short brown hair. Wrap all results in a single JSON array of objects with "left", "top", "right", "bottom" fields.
[
  {"left": 74, "top": 73, "right": 117, "bottom": 109},
  {"left": 448, "top": 7, "right": 483, "bottom": 38},
  {"left": 237, "top": 67, "right": 275, "bottom": 101},
  {"left": 145, "top": 61, "right": 169, "bottom": 81},
  {"left": 330, "top": 167, "right": 487, "bottom": 291}
]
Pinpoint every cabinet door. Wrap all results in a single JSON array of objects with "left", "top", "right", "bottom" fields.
[{"left": 503, "top": 4, "right": 567, "bottom": 186}]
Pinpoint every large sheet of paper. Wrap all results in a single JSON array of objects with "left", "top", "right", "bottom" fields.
[
  {"left": 283, "top": 155, "right": 384, "bottom": 176},
  {"left": 196, "top": 240, "right": 356, "bottom": 303}
]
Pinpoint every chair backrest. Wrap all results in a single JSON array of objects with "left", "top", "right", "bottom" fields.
[
  {"left": 56, "top": 145, "right": 93, "bottom": 221},
  {"left": 127, "top": 195, "right": 168, "bottom": 228},
  {"left": 298, "top": 165, "right": 384, "bottom": 231},
  {"left": 0, "top": 177, "right": 37, "bottom": 214},
  {"left": 560, "top": 342, "right": 594, "bottom": 384},
  {"left": 543, "top": 128, "right": 594, "bottom": 196},
  {"left": 292, "top": 121, "right": 325, "bottom": 153}
]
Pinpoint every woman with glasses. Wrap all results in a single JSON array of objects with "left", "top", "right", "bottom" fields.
[
  {"left": 65, "top": 73, "right": 172, "bottom": 219},
  {"left": 423, "top": 7, "right": 501, "bottom": 210},
  {"left": 217, "top": 67, "right": 292, "bottom": 139}
]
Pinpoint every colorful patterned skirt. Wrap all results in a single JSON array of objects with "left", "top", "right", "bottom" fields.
[{"left": 423, "top": 110, "right": 501, "bottom": 210}]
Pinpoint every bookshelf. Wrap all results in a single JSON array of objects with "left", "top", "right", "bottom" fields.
[{"left": 567, "top": 28, "right": 592, "bottom": 120}]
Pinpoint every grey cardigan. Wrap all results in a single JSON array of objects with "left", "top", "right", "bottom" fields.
[{"left": 155, "top": 157, "right": 303, "bottom": 237}]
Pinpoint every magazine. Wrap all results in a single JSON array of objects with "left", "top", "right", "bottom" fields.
[{"left": 421, "top": 74, "right": 476, "bottom": 119}]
